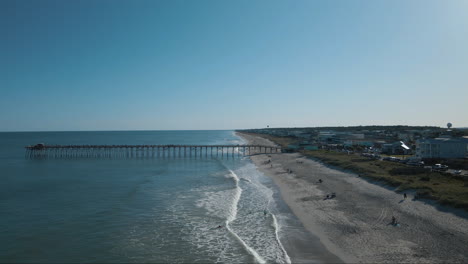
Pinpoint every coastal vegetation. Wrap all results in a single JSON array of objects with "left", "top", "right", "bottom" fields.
[{"left": 243, "top": 132, "right": 468, "bottom": 210}]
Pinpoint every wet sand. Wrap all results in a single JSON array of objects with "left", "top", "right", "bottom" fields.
[
  {"left": 260, "top": 172, "right": 343, "bottom": 264},
  {"left": 238, "top": 132, "right": 468, "bottom": 263}
]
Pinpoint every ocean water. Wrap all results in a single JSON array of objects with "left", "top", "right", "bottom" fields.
[{"left": 0, "top": 130, "right": 291, "bottom": 263}]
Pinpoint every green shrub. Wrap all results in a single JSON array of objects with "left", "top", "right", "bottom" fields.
[
  {"left": 389, "top": 167, "right": 426, "bottom": 175},
  {"left": 419, "top": 176, "right": 430, "bottom": 181}
]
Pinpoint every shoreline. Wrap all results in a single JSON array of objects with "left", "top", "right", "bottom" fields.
[
  {"left": 256, "top": 162, "right": 344, "bottom": 264},
  {"left": 237, "top": 132, "right": 468, "bottom": 263}
]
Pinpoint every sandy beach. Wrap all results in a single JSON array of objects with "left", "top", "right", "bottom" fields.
[{"left": 238, "top": 132, "right": 468, "bottom": 263}]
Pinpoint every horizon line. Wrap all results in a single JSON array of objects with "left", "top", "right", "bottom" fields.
[{"left": 2, "top": 125, "right": 467, "bottom": 133}]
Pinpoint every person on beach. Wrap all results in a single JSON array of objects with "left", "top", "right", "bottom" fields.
[
  {"left": 391, "top": 216, "right": 397, "bottom": 225},
  {"left": 404, "top": 193, "right": 407, "bottom": 199},
  {"left": 318, "top": 179, "right": 323, "bottom": 183}
]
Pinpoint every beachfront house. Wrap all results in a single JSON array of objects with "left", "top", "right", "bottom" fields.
[
  {"left": 304, "top": 145, "right": 319, "bottom": 150},
  {"left": 318, "top": 131, "right": 335, "bottom": 141},
  {"left": 381, "top": 141, "right": 412, "bottom": 155},
  {"left": 343, "top": 140, "right": 374, "bottom": 147},
  {"left": 415, "top": 136, "right": 468, "bottom": 159}
]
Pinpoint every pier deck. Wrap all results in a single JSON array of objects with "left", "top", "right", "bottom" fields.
[{"left": 25, "top": 144, "right": 281, "bottom": 159}]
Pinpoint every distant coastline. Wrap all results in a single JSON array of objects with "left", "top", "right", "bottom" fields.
[{"left": 236, "top": 126, "right": 468, "bottom": 210}]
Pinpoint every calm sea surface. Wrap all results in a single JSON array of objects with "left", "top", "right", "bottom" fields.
[{"left": 0, "top": 130, "right": 291, "bottom": 263}]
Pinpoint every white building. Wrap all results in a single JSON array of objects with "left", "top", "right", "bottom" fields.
[{"left": 416, "top": 136, "right": 468, "bottom": 159}]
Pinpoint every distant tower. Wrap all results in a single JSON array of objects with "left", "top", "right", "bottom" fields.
[
  {"left": 267, "top": 125, "right": 270, "bottom": 128},
  {"left": 447, "top": 122, "right": 452, "bottom": 130}
]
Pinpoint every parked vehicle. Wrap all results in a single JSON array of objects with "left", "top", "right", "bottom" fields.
[
  {"left": 432, "top": 164, "right": 449, "bottom": 171},
  {"left": 408, "top": 161, "right": 425, "bottom": 167}
]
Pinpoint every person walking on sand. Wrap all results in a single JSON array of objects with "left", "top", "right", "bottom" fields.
[{"left": 404, "top": 193, "right": 407, "bottom": 199}]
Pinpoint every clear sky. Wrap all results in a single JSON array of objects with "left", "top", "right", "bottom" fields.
[{"left": 1, "top": 0, "right": 467, "bottom": 131}]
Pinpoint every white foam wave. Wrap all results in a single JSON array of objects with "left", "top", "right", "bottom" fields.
[
  {"left": 195, "top": 188, "right": 237, "bottom": 218},
  {"left": 225, "top": 169, "right": 266, "bottom": 264},
  {"left": 233, "top": 163, "right": 292, "bottom": 264},
  {"left": 271, "top": 212, "right": 292, "bottom": 264},
  {"left": 225, "top": 170, "right": 241, "bottom": 222},
  {"left": 169, "top": 197, "right": 248, "bottom": 263},
  {"left": 188, "top": 160, "right": 292, "bottom": 264}
]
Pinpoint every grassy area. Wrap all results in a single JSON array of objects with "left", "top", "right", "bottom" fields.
[
  {"left": 244, "top": 132, "right": 468, "bottom": 210},
  {"left": 379, "top": 154, "right": 411, "bottom": 159}
]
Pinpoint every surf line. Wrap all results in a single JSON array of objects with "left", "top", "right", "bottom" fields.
[
  {"left": 225, "top": 169, "right": 266, "bottom": 264},
  {"left": 271, "top": 212, "right": 292, "bottom": 264},
  {"left": 265, "top": 196, "right": 292, "bottom": 264}
]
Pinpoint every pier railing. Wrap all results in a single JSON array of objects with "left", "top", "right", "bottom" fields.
[{"left": 25, "top": 144, "right": 281, "bottom": 159}]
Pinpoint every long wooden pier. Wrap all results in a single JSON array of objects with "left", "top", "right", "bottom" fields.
[{"left": 25, "top": 144, "right": 281, "bottom": 159}]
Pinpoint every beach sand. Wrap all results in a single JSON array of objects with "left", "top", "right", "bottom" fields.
[{"left": 238, "top": 132, "right": 468, "bottom": 263}]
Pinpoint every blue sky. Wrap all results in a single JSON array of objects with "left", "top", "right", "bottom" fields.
[{"left": 1, "top": 0, "right": 467, "bottom": 131}]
